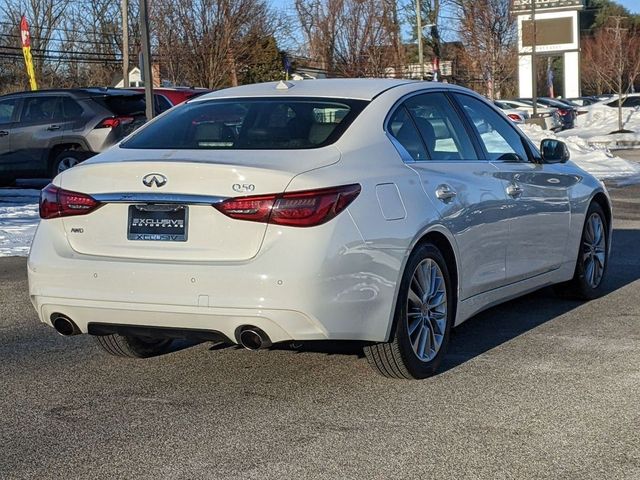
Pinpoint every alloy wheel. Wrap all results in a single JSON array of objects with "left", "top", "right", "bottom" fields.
[
  {"left": 406, "top": 258, "right": 447, "bottom": 362},
  {"left": 57, "top": 156, "right": 80, "bottom": 174},
  {"left": 583, "top": 212, "right": 606, "bottom": 288}
]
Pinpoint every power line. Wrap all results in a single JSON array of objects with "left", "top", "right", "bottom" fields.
[
  {"left": 0, "top": 45, "right": 121, "bottom": 58},
  {"left": 0, "top": 32, "right": 122, "bottom": 48},
  {"left": 0, "top": 20, "right": 124, "bottom": 37}
]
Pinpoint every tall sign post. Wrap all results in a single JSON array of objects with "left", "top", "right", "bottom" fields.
[
  {"left": 20, "top": 16, "right": 37, "bottom": 91},
  {"left": 512, "top": 0, "right": 584, "bottom": 99}
]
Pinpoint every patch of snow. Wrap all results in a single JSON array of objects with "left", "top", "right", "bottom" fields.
[
  {"left": 519, "top": 123, "right": 640, "bottom": 183},
  {"left": 0, "top": 189, "right": 40, "bottom": 257},
  {"left": 558, "top": 106, "right": 640, "bottom": 149}
]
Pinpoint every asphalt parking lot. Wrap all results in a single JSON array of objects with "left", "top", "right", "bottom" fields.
[{"left": 1, "top": 183, "right": 639, "bottom": 479}]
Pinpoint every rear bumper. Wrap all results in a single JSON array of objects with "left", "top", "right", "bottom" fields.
[
  {"left": 28, "top": 213, "right": 400, "bottom": 344},
  {"left": 31, "top": 295, "right": 324, "bottom": 343}
]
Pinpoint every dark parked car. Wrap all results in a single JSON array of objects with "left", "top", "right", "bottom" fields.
[
  {"left": 516, "top": 97, "right": 577, "bottom": 129},
  {"left": 0, "top": 88, "right": 146, "bottom": 184}
]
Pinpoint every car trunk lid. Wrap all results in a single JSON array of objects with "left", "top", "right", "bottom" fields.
[{"left": 58, "top": 148, "right": 340, "bottom": 261}]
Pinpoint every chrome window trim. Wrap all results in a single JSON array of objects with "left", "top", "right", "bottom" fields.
[{"left": 92, "top": 193, "right": 228, "bottom": 205}]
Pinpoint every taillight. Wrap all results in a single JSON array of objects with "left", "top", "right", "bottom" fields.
[
  {"left": 507, "top": 113, "right": 521, "bottom": 121},
  {"left": 558, "top": 108, "right": 568, "bottom": 116},
  {"left": 39, "top": 184, "right": 101, "bottom": 219},
  {"left": 96, "top": 116, "right": 135, "bottom": 129},
  {"left": 213, "top": 184, "right": 361, "bottom": 227}
]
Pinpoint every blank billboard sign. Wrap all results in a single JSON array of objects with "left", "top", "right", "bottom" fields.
[{"left": 522, "top": 18, "right": 574, "bottom": 46}]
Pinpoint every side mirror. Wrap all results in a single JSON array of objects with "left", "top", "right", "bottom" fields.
[{"left": 540, "top": 138, "right": 570, "bottom": 164}]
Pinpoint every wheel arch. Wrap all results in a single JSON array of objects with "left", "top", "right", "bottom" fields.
[
  {"left": 384, "top": 226, "right": 461, "bottom": 341},
  {"left": 48, "top": 142, "right": 88, "bottom": 167}
]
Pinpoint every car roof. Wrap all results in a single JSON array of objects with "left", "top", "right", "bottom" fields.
[
  {"left": 0, "top": 88, "right": 143, "bottom": 99},
  {"left": 192, "top": 79, "right": 421, "bottom": 102}
]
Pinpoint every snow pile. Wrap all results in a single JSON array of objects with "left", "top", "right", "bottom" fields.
[
  {"left": 519, "top": 123, "right": 640, "bottom": 183},
  {"left": 0, "top": 189, "right": 40, "bottom": 257},
  {"left": 558, "top": 105, "right": 640, "bottom": 148}
]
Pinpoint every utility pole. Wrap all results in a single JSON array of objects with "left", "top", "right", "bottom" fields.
[
  {"left": 531, "top": 0, "right": 537, "bottom": 116},
  {"left": 121, "top": 0, "right": 128, "bottom": 89},
  {"left": 415, "top": 0, "right": 424, "bottom": 80},
  {"left": 140, "top": 0, "right": 154, "bottom": 119}
]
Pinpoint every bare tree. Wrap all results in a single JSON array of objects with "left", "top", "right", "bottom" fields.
[
  {"left": 453, "top": 0, "right": 516, "bottom": 99},
  {"left": 295, "top": 0, "right": 400, "bottom": 78},
  {"left": 582, "top": 17, "right": 640, "bottom": 132},
  {"left": 0, "top": 0, "right": 70, "bottom": 88},
  {"left": 151, "top": 0, "right": 282, "bottom": 89}
]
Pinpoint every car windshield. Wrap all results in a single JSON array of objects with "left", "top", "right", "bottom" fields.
[{"left": 121, "top": 97, "right": 368, "bottom": 150}]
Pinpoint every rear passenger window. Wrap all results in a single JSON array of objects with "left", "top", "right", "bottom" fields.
[
  {"left": 20, "top": 96, "right": 63, "bottom": 124},
  {"left": 404, "top": 93, "right": 477, "bottom": 161},
  {"left": 388, "top": 106, "right": 428, "bottom": 161}
]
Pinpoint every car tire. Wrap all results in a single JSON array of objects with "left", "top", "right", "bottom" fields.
[
  {"left": 94, "top": 334, "right": 173, "bottom": 358},
  {"left": 50, "top": 150, "right": 90, "bottom": 178},
  {"left": 364, "top": 243, "right": 454, "bottom": 379},
  {"left": 556, "top": 202, "right": 609, "bottom": 300}
]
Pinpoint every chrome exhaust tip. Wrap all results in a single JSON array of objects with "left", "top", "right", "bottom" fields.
[
  {"left": 238, "top": 327, "right": 272, "bottom": 350},
  {"left": 51, "top": 314, "right": 80, "bottom": 336}
]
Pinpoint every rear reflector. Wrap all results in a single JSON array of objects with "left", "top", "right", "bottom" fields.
[
  {"left": 40, "top": 184, "right": 101, "bottom": 219},
  {"left": 214, "top": 184, "right": 361, "bottom": 227},
  {"left": 96, "top": 116, "right": 135, "bottom": 129}
]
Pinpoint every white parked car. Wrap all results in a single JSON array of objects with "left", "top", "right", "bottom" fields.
[
  {"left": 498, "top": 99, "right": 562, "bottom": 131},
  {"left": 29, "top": 80, "right": 612, "bottom": 379},
  {"left": 493, "top": 101, "right": 530, "bottom": 124}
]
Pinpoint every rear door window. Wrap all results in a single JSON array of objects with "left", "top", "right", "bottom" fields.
[
  {"left": 404, "top": 92, "right": 477, "bottom": 161},
  {"left": 387, "top": 106, "right": 428, "bottom": 161},
  {"left": 20, "top": 96, "right": 63, "bottom": 124},
  {"left": 122, "top": 98, "right": 367, "bottom": 150}
]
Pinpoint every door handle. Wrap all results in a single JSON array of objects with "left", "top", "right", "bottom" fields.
[
  {"left": 435, "top": 184, "right": 457, "bottom": 202},
  {"left": 506, "top": 183, "right": 523, "bottom": 198},
  {"left": 0, "top": 130, "right": 8, "bottom": 137},
  {"left": 47, "top": 125, "right": 61, "bottom": 131}
]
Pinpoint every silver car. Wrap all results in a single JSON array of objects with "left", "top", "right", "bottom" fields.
[
  {"left": 28, "top": 80, "right": 612, "bottom": 379},
  {"left": 0, "top": 88, "right": 145, "bottom": 184}
]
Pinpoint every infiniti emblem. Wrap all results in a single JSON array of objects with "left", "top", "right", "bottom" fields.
[{"left": 142, "top": 173, "right": 167, "bottom": 188}]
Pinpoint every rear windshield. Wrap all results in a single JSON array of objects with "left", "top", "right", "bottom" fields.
[
  {"left": 121, "top": 97, "right": 368, "bottom": 150},
  {"left": 92, "top": 94, "right": 146, "bottom": 116}
]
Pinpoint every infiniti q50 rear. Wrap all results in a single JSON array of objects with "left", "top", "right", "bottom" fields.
[{"left": 28, "top": 79, "right": 611, "bottom": 379}]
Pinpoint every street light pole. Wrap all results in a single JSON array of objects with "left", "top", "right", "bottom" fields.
[{"left": 140, "top": 0, "right": 154, "bottom": 120}]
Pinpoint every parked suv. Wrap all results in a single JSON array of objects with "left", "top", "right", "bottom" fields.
[{"left": 0, "top": 88, "right": 146, "bottom": 184}]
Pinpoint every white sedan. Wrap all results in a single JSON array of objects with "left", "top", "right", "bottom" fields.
[
  {"left": 28, "top": 79, "right": 612, "bottom": 379},
  {"left": 497, "top": 99, "right": 563, "bottom": 131}
]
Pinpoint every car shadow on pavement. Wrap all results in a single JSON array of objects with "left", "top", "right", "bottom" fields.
[
  {"left": 228, "top": 227, "right": 640, "bottom": 374},
  {"left": 440, "top": 227, "right": 640, "bottom": 373}
]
